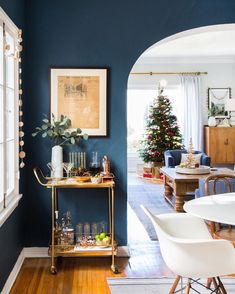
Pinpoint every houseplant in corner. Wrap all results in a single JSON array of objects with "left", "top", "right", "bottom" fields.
[{"left": 32, "top": 114, "right": 88, "bottom": 177}]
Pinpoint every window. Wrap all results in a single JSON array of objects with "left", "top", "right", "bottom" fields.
[{"left": 0, "top": 8, "right": 21, "bottom": 225}]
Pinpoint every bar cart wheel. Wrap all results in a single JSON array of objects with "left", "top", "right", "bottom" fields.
[
  {"left": 111, "top": 264, "right": 119, "bottom": 274},
  {"left": 50, "top": 266, "right": 57, "bottom": 274}
]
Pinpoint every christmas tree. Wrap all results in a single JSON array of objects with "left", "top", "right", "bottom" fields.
[{"left": 139, "top": 90, "right": 183, "bottom": 163}]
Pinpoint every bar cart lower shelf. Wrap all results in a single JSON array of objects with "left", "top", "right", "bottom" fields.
[
  {"left": 33, "top": 167, "right": 119, "bottom": 274},
  {"left": 48, "top": 244, "right": 118, "bottom": 257}
]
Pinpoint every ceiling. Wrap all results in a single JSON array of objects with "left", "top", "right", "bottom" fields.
[{"left": 142, "top": 30, "right": 235, "bottom": 58}]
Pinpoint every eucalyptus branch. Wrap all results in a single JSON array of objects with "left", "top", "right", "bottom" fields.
[{"left": 32, "top": 114, "right": 88, "bottom": 146}]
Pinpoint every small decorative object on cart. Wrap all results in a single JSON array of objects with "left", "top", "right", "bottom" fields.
[
  {"left": 91, "top": 173, "right": 102, "bottom": 184},
  {"left": 102, "top": 155, "right": 110, "bottom": 176}
]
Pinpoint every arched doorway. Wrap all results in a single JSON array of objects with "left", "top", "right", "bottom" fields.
[{"left": 127, "top": 23, "right": 235, "bottom": 244}]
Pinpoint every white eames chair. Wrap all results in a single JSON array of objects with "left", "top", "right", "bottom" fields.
[{"left": 142, "top": 206, "right": 235, "bottom": 293}]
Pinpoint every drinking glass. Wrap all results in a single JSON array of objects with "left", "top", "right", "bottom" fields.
[
  {"left": 83, "top": 222, "right": 90, "bottom": 237},
  {"left": 47, "top": 162, "right": 63, "bottom": 184},
  {"left": 91, "top": 222, "right": 99, "bottom": 237},
  {"left": 99, "top": 221, "right": 107, "bottom": 234},
  {"left": 63, "top": 162, "right": 74, "bottom": 179}
]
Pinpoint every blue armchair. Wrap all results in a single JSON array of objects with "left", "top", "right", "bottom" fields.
[{"left": 164, "top": 149, "right": 211, "bottom": 168}]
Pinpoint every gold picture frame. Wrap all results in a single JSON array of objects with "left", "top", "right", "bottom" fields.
[{"left": 50, "top": 68, "right": 107, "bottom": 136}]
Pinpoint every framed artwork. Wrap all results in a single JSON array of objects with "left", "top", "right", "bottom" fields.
[
  {"left": 50, "top": 68, "right": 107, "bottom": 136},
  {"left": 208, "top": 87, "right": 231, "bottom": 118}
]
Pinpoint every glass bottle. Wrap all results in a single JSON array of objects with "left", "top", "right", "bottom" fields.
[
  {"left": 89, "top": 151, "right": 100, "bottom": 175},
  {"left": 54, "top": 210, "right": 61, "bottom": 245},
  {"left": 61, "top": 211, "right": 75, "bottom": 247}
]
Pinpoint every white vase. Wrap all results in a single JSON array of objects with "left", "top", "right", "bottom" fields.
[
  {"left": 208, "top": 116, "right": 217, "bottom": 127},
  {"left": 51, "top": 145, "right": 63, "bottom": 178}
]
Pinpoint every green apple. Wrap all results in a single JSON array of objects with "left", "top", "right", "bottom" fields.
[
  {"left": 95, "top": 234, "right": 100, "bottom": 241},
  {"left": 103, "top": 236, "right": 110, "bottom": 242},
  {"left": 99, "top": 232, "right": 106, "bottom": 240}
]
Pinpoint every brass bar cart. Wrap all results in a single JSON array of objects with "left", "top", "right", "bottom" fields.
[{"left": 33, "top": 167, "right": 118, "bottom": 274}]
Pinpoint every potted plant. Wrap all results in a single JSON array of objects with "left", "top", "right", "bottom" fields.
[{"left": 32, "top": 114, "right": 88, "bottom": 177}]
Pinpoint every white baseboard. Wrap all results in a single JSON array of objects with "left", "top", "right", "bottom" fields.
[
  {"left": 24, "top": 247, "right": 49, "bottom": 258},
  {"left": 1, "top": 249, "right": 25, "bottom": 294},
  {"left": 1, "top": 246, "right": 129, "bottom": 293}
]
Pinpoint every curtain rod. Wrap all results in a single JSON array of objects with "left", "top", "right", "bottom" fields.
[{"left": 130, "top": 71, "right": 208, "bottom": 75}]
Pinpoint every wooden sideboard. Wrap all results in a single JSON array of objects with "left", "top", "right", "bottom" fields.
[{"left": 204, "top": 126, "right": 235, "bottom": 165}]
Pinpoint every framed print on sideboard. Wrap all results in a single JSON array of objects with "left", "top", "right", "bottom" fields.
[
  {"left": 50, "top": 68, "right": 107, "bottom": 136},
  {"left": 208, "top": 87, "right": 231, "bottom": 119}
]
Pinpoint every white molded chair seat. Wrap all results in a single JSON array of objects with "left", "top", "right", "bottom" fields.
[{"left": 142, "top": 207, "right": 235, "bottom": 293}]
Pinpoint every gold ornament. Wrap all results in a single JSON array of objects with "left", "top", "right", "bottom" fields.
[
  {"left": 20, "top": 161, "right": 25, "bottom": 168},
  {"left": 19, "top": 121, "right": 24, "bottom": 127},
  {"left": 19, "top": 131, "right": 24, "bottom": 137},
  {"left": 19, "top": 140, "right": 24, "bottom": 146},
  {"left": 19, "top": 151, "right": 26, "bottom": 158}
]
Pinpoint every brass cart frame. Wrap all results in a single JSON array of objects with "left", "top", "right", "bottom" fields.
[{"left": 33, "top": 167, "right": 118, "bottom": 274}]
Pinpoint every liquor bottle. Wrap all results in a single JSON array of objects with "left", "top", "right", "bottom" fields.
[
  {"left": 54, "top": 210, "right": 61, "bottom": 245},
  {"left": 64, "top": 211, "right": 75, "bottom": 245}
]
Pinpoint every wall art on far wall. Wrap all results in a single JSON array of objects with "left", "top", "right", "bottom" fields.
[
  {"left": 50, "top": 68, "right": 107, "bottom": 136},
  {"left": 208, "top": 87, "right": 231, "bottom": 118}
]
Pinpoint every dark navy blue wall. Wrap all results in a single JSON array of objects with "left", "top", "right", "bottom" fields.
[
  {"left": 0, "top": 0, "right": 25, "bottom": 290},
  {"left": 0, "top": 0, "right": 235, "bottom": 290},
  {"left": 23, "top": 0, "right": 235, "bottom": 248}
]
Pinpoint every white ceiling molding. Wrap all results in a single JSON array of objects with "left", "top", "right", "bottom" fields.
[
  {"left": 135, "top": 24, "right": 235, "bottom": 65},
  {"left": 137, "top": 56, "right": 235, "bottom": 65}
]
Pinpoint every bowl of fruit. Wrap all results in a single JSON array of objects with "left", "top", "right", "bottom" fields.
[{"left": 95, "top": 232, "right": 111, "bottom": 247}]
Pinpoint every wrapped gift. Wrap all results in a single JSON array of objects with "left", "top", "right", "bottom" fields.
[{"left": 143, "top": 172, "right": 152, "bottom": 178}]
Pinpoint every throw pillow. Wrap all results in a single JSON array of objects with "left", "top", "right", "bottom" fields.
[{"left": 180, "top": 153, "right": 202, "bottom": 165}]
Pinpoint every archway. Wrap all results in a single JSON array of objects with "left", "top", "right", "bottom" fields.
[{"left": 127, "top": 23, "right": 235, "bottom": 244}]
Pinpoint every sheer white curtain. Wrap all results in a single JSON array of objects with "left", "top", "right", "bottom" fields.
[{"left": 180, "top": 74, "right": 203, "bottom": 150}]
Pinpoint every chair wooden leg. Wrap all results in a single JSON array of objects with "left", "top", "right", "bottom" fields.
[
  {"left": 212, "top": 278, "right": 223, "bottom": 294},
  {"left": 207, "top": 278, "right": 212, "bottom": 289},
  {"left": 185, "top": 282, "right": 190, "bottom": 294},
  {"left": 169, "top": 275, "right": 181, "bottom": 294},
  {"left": 217, "top": 277, "right": 227, "bottom": 294}
]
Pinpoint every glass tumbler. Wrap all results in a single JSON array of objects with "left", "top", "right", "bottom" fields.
[
  {"left": 83, "top": 222, "right": 90, "bottom": 237},
  {"left": 76, "top": 223, "right": 83, "bottom": 243},
  {"left": 91, "top": 222, "right": 99, "bottom": 237}
]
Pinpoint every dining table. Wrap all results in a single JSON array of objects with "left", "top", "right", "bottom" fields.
[{"left": 183, "top": 193, "right": 235, "bottom": 226}]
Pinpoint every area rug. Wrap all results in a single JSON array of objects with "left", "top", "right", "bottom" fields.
[
  {"left": 107, "top": 277, "right": 235, "bottom": 294},
  {"left": 128, "top": 182, "right": 174, "bottom": 240}
]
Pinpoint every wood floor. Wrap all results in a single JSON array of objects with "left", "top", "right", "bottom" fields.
[{"left": 10, "top": 242, "right": 173, "bottom": 294}]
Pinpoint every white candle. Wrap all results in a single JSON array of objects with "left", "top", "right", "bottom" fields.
[{"left": 84, "top": 152, "right": 86, "bottom": 169}]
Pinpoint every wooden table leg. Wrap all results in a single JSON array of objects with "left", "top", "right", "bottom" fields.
[
  {"left": 163, "top": 175, "right": 174, "bottom": 203},
  {"left": 175, "top": 194, "right": 185, "bottom": 212},
  {"left": 174, "top": 182, "right": 187, "bottom": 213}
]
